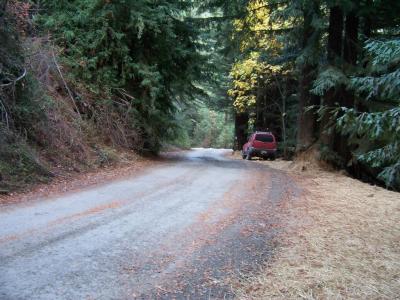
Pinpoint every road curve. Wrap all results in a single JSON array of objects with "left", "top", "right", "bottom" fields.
[{"left": 0, "top": 148, "right": 300, "bottom": 299}]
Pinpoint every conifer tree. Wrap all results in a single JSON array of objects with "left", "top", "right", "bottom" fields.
[{"left": 37, "top": 0, "right": 205, "bottom": 152}]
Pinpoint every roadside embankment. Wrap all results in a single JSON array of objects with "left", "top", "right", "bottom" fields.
[{"left": 0, "top": 151, "right": 159, "bottom": 207}]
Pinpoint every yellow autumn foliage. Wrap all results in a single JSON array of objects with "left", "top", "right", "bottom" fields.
[{"left": 229, "top": 0, "right": 290, "bottom": 113}]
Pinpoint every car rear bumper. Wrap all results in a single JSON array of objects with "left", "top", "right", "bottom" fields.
[{"left": 249, "top": 148, "right": 276, "bottom": 156}]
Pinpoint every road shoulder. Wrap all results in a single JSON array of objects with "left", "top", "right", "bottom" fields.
[
  {"left": 0, "top": 154, "right": 162, "bottom": 207},
  {"left": 231, "top": 155, "right": 400, "bottom": 299}
]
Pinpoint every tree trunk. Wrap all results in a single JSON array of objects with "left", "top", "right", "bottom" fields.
[
  {"left": 0, "top": 0, "right": 8, "bottom": 22},
  {"left": 344, "top": 11, "right": 359, "bottom": 67},
  {"left": 296, "top": 2, "right": 320, "bottom": 152},
  {"left": 334, "top": 11, "right": 359, "bottom": 164},
  {"left": 1, "top": 0, "right": 8, "bottom": 14},
  {"left": 362, "top": 16, "right": 371, "bottom": 39},
  {"left": 234, "top": 112, "right": 249, "bottom": 150},
  {"left": 320, "top": 6, "right": 344, "bottom": 148},
  {"left": 327, "top": 6, "right": 344, "bottom": 64},
  {"left": 297, "top": 64, "right": 319, "bottom": 151},
  {"left": 255, "top": 85, "right": 264, "bottom": 131},
  {"left": 281, "top": 96, "right": 287, "bottom": 159}
]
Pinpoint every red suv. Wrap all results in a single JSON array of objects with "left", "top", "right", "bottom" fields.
[{"left": 242, "top": 131, "right": 277, "bottom": 160}]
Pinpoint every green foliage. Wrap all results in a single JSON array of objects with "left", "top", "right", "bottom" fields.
[
  {"left": 94, "top": 146, "right": 119, "bottom": 167},
  {"left": 166, "top": 102, "right": 234, "bottom": 149},
  {"left": 193, "top": 106, "right": 234, "bottom": 148},
  {"left": 336, "top": 39, "right": 400, "bottom": 189},
  {"left": 0, "top": 10, "right": 24, "bottom": 78},
  {"left": 1, "top": 6, "right": 23, "bottom": 128},
  {"left": 311, "top": 67, "right": 349, "bottom": 97},
  {"left": 0, "top": 7, "right": 54, "bottom": 191},
  {"left": 366, "top": 39, "right": 400, "bottom": 69},
  {"left": 13, "top": 74, "right": 53, "bottom": 134},
  {"left": 349, "top": 40, "right": 400, "bottom": 104},
  {"left": 37, "top": 0, "right": 205, "bottom": 152},
  {"left": 0, "top": 126, "right": 51, "bottom": 191}
]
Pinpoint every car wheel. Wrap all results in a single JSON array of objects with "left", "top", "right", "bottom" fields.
[
  {"left": 270, "top": 154, "right": 276, "bottom": 161},
  {"left": 246, "top": 152, "right": 252, "bottom": 160},
  {"left": 241, "top": 151, "right": 246, "bottom": 159}
]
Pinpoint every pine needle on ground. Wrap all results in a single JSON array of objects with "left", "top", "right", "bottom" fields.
[{"left": 234, "top": 157, "right": 400, "bottom": 300}]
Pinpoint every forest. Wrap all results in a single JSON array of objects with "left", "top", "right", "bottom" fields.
[{"left": 0, "top": 0, "right": 399, "bottom": 192}]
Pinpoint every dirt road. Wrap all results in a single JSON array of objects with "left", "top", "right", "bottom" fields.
[{"left": 0, "top": 149, "right": 300, "bottom": 299}]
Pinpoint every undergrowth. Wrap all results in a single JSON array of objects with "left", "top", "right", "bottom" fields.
[{"left": 0, "top": 127, "right": 51, "bottom": 192}]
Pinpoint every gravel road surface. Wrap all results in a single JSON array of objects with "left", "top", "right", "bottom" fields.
[{"left": 0, "top": 148, "right": 299, "bottom": 299}]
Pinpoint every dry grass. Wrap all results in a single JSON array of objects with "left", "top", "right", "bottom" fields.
[{"left": 235, "top": 156, "right": 400, "bottom": 299}]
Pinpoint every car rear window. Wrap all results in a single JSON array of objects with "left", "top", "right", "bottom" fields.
[{"left": 255, "top": 134, "right": 273, "bottom": 143}]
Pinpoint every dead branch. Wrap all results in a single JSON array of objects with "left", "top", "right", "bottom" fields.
[
  {"left": 51, "top": 47, "right": 82, "bottom": 120},
  {"left": 0, "top": 97, "right": 10, "bottom": 127},
  {"left": 0, "top": 68, "right": 26, "bottom": 128},
  {"left": 0, "top": 68, "right": 27, "bottom": 88}
]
